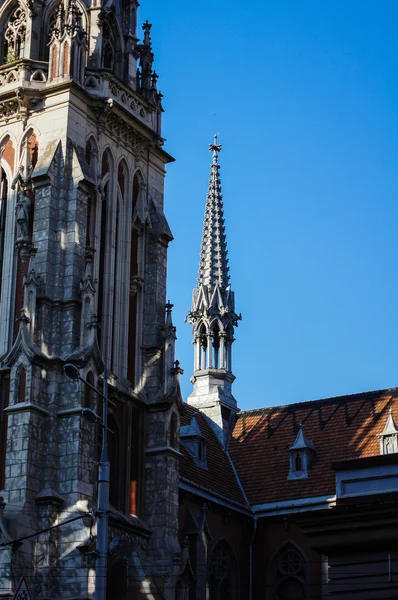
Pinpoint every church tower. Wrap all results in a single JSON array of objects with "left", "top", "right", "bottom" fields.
[
  {"left": 187, "top": 137, "right": 241, "bottom": 444},
  {"left": 0, "top": 0, "right": 184, "bottom": 597}
]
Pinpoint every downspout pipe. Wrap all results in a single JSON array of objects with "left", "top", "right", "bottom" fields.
[{"left": 249, "top": 515, "right": 258, "bottom": 600}]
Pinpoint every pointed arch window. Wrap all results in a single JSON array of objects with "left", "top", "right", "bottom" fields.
[
  {"left": 97, "top": 151, "right": 111, "bottom": 348},
  {"left": 111, "top": 162, "right": 127, "bottom": 373},
  {"left": 211, "top": 321, "right": 221, "bottom": 368},
  {"left": 0, "top": 169, "right": 8, "bottom": 299},
  {"left": 85, "top": 138, "right": 98, "bottom": 249},
  {"left": 102, "top": 21, "right": 114, "bottom": 70},
  {"left": 270, "top": 543, "right": 307, "bottom": 600},
  {"left": 3, "top": 2, "right": 26, "bottom": 63},
  {"left": 209, "top": 541, "right": 237, "bottom": 600},
  {"left": 198, "top": 323, "right": 207, "bottom": 370},
  {"left": 127, "top": 172, "right": 141, "bottom": 384}
]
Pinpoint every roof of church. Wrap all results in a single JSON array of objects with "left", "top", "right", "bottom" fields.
[
  {"left": 197, "top": 136, "right": 230, "bottom": 290},
  {"left": 229, "top": 387, "right": 398, "bottom": 506},
  {"left": 180, "top": 403, "right": 248, "bottom": 507}
]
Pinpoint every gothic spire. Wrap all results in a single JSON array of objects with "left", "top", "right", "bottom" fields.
[
  {"left": 197, "top": 135, "right": 229, "bottom": 290},
  {"left": 186, "top": 138, "right": 241, "bottom": 444}
]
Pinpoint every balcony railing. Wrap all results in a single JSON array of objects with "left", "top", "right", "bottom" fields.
[
  {"left": 0, "top": 59, "right": 48, "bottom": 91},
  {"left": 85, "top": 70, "right": 160, "bottom": 134}
]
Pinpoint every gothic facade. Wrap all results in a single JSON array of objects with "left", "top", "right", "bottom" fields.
[
  {"left": 0, "top": 0, "right": 184, "bottom": 597},
  {"left": 0, "top": 0, "right": 398, "bottom": 599}
]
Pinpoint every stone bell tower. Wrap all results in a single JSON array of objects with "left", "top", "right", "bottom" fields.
[
  {"left": 0, "top": 0, "right": 184, "bottom": 598},
  {"left": 186, "top": 137, "right": 241, "bottom": 445}
]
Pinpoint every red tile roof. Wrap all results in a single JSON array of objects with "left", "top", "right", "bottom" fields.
[
  {"left": 229, "top": 388, "right": 398, "bottom": 506},
  {"left": 180, "top": 404, "right": 247, "bottom": 507}
]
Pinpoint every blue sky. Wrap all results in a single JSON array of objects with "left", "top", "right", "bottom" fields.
[{"left": 143, "top": 1, "right": 398, "bottom": 410}]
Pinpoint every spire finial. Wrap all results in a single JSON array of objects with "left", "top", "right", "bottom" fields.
[{"left": 209, "top": 133, "right": 222, "bottom": 163}]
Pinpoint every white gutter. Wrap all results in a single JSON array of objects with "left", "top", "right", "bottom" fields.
[{"left": 252, "top": 494, "right": 336, "bottom": 517}]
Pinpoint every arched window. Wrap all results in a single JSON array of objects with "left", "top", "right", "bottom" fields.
[
  {"left": 212, "top": 321, "right": 220, "bottom": 368},
  {"left": 209, "top": 540, "right": 237, "bottom": 600},
  {"left": 225, "top": 325, "right": 233, "bottom": 372},
  {"left": 270, "top": 543, "right": 307, "bottom": 600},
  {"left": 111, "top": 161, "right": 127, "bottom": 373},
  {"left": 199, "top": 323, "right": 207, "bottom": 370},
  {"left": 102, "top": 21, "right": 114, "bottom": 69},
  {"left": 3, "top": 2, "right": 26, "bottom": 63},
  {"left": 97, "top": 150, "right": 112, "bottom": 348},
  {"left": 127, "top": 172, "right": 141, "bottom": 384},
  {"left": 0, "top": 169, "right": 8, "bottom": 299}
]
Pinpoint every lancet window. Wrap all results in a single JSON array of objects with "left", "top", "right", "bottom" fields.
[
  {"left": 3, "top": 2, "right": 26, "bottom": 63},
  {"left": 102, "top": 20, "right": 114, "bottom": 70},
  {"left": 127, "top": 173, "right": 141, "bottom": 384},
  {"left": 97, "top": 151, "right": 112, "bottom": 349},
  {"left": 129, "top": 405, "right": 142, "bottom": 515},
  {"left": 208, "top": 540, "right": 237, "bottom": 600},
  {"left": 111, "top": 162, "right": 127, "bottom": 373},
  {"left": 0, "top": 169, "right": 8, "bottom": 299}
]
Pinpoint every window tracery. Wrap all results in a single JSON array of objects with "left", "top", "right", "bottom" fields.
[
  {"left": 209, "top": 541, "right": 237, "bottom": 600},
  {"left": 271, "top": 544, "right": 307, "bottom": 600},
  {"left": 102, "top": 21, "right": 114, "bottom": 69},
  {"left": 3, "top": 3, "right": 26, "bottom": 63}
]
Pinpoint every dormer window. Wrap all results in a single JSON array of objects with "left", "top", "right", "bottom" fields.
[
  {"left": 287, "top": 424, "right": 315, "bottom": 480},
  {"left": 378, "top": 408, "right": 398, "bottom": 455},
  {"left": 180, "top": 417, "right": 207, "bottom": 469}
]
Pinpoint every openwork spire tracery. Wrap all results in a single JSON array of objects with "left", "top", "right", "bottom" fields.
[
  {"left": 197, "top": 135, "right": 229, "bottom": 289},
  {"left": 186, "top": 137, "right": 241, "bottom": 381}
]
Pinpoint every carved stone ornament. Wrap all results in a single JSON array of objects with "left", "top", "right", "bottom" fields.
[
  {"left": 16, "top": 240, "right": 33, "bottom": 262},
  {"left": 105, "top": 112, "right": 147, "bottom": 153},
  {"left": 85, "top": 246, "right": 96, "bottom": 263},
  {"left": 130, "top": 275, "right": 143, "bottom": 296},
  {"left": 51, "top": 0, "right": 86, "bottom": 41},
  {"left": 0, "top": 100, "right": 19, "bottom": 122}
]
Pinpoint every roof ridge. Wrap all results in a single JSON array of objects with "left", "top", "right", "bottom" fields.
[{"left": 237, "top": 387, "right": 398, "bottom": 416}]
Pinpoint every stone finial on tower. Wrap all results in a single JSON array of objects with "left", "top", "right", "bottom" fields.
[
  {"left": 137, "top": 20, "right": 155, "bottom": 99},
  {"left": 186, "top": 137, "right": 241, "bottom": 446}
]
